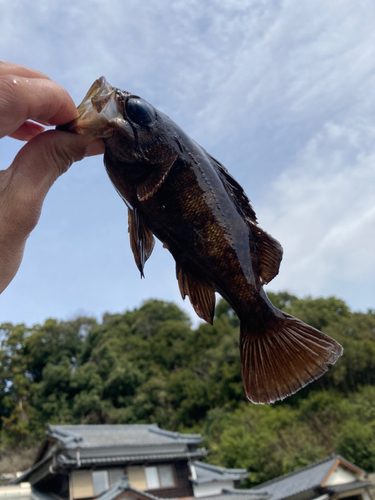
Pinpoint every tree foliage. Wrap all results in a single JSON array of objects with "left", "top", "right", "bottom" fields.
[{"left": 1, "top": 294, "right": 375, "bottom": 482}]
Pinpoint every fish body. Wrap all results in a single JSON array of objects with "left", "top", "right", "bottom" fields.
[{"left": 58, "top": 78, "right": 343, "bottom": 404}]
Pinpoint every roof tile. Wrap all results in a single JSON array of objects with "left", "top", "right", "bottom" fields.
[
  {"left": 47, "top": 425, "right": 202, "bottom": 448},
  {"left": 250, "top": 455, "right": 365, "bottom": 500}
]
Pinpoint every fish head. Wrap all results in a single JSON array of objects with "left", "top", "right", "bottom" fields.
[{"left": 58, "top": 77, "right": 175, "bottom": 166}]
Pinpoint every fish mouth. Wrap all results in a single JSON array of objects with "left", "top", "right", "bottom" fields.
[{"left": 57, "top": 77, "right": 124, "bottom": 138}]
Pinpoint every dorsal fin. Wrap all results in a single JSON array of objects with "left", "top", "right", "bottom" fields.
[
  {"left": 207, "top": 153, "right": 282, "bottom": 284},
  {"left": 137, "top": 156, "right": 177, "bottom": 202},
  {"left": 177, "top": 265, "right": 216, "bottom": 324},
  {"left": 128, "top": 208, "right": 155, "bottom": 277},
  {"left": 254, "top": 227, "right": 283, "bottom": 285},
  {"left": 207, "top": 153, "right": 257, "bottom": 224}
]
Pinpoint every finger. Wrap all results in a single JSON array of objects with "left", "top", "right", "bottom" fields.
[
  {"left": 11, "top": 130, "right": 99, "bottom": 196},
  {"left": 0, "top": 75, "right": 79, "bottom": 138},
  {"left": 1, "top": 131, "right": 101, "bottom": 240},
  {"left": 0, "top": 61, "right": 51, "bottom": 80},
  {"left": 85, "top": 139, "right": 105, "bottom": 157},
  {"left": 8, "top": 121, "right": 45, "bottom": 141},
  {"left": 9, "top": 124, "right": 104, "bottom": 151},
  {"left": 0, "top": 237, "right": 26, "bottom": 294}
]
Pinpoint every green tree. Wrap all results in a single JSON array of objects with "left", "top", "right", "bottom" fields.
[
  {"left": 2, "top": 293, "right": 375, "bottom": 481},
  {"left": 336, "top": 420, "right": 375, "bottom": 472}
]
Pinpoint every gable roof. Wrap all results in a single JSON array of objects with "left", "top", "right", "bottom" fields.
[
  {"left": 193, "top": 462, "right": 248, "bottom": 484},
  {"left": 250, "top": 455, "right": 367, "bottom": 500},
  {"left": 97, "top": 476, "right": 163, "bottom": 500},
  {"left": 46, "top": 424, "right": 202, "bottom": 449}
]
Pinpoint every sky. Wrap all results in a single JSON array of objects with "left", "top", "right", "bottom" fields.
[{"left": 1, "top": 0, "right": 374, "bottom": 327}]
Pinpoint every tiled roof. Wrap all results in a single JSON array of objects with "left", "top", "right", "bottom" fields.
[
  {"left": 47, "top": 424, "right": 202, "bottom": 448},
  {"left": 326, "top": 480, "right": 373, "bottom": 493},
  {"left": 11, "top": 455, "right": 52, "bottom": 486},
  {"left": 13, "top": 425, "right": 205, "bottom": 485},
  {"left": 194, "top": 488, "right": 269, "bottom": 500},
  {"left": 250, "top": 455, "right": 365, "bottom": 500},
  {"left": 96, "top": 481, "right": 268, "bottom": 500},
  {"left": 207, "top": 494, "right": 268, "bottom": 500},
  {"left": 193, "top": 462, "right": 248, "bottom": 484}
]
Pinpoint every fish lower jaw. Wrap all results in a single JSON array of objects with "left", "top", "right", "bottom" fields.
[
  {"left": 68, "top": 99, "right": 126, "bottom": 139},
  {"left": 68, "top": 77, "right": 125, "bottom": 138}
]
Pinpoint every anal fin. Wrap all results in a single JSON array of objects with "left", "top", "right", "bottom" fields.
[
  {"left": 128, "top": 208, "right": 155, "bottom": 277},
  {"left": 177, "top": 266, "right": 216, "bottom": 324},
  {"left": 254, "top": 226, "right": 283, "bottom": 285},
  {"left": 240, "top": 312, "right": 343, "bottom": 404}
]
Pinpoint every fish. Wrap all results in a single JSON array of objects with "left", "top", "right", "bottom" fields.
[{"left": 57, "top": 77, "right": 343, "bottom": 404}]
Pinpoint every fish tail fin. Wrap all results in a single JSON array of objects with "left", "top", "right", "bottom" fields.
[{"left": 240, "top": 311, "right": 343, "bottom": 404}]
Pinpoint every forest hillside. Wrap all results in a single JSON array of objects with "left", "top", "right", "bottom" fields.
[{"left": 1, "top": 292, "right": 375, "bottom": 485}]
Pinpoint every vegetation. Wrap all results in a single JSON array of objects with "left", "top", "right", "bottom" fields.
[{"left": 1, "top": 293, "right": 375, "bottom": 484}]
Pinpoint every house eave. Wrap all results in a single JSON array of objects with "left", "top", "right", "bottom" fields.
[
  {"left": 320, "top": 480, "right": 374, "bottom": 496},
  {"left": 12, "top": 454, "right": 54, "bottom": 486},
  {"left": 12, "top": 448, "right": 208, "bottom": 485},
  {"left": 57, "top": 448, "right": 208, "bottom": 468},
  {"left": 191, "top": 476, "right": 248, "bottom": 485}
]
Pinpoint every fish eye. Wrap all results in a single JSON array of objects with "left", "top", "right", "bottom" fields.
[{"left": 126, "top": 98, "right": 156, "bottom": 126}]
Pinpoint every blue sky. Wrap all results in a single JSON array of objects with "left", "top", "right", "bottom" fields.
[{"left": 1, "top": 0, "right": 375, "bottom": 326}]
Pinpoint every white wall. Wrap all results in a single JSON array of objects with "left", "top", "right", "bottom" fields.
[
  {"left": 193, "top": 480, "right": 234, "bottom": 498},
  {"left": 325, "top": 464, "right": 360, "bottom": 485}
]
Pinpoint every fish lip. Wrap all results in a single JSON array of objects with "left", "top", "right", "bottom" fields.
[{"left": 57, "top": 77, "right": 123, "bottom": 137}]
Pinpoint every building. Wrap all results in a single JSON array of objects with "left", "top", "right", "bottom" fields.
[
  {"left": 11, "top": 424, "right": 247, "bottom": 500},
  {"left": 250, "top": 454, "right": 375, "bottom": 500},
  {"left": 191, "top": 462, "right": 250, "bottom": 498},
  {"left": 92, "top": 477, "right": 267, "bottom": 500},
  {"left": 0, "top": 483, "right": 51, "bottom": 500},
  {"left": 6, "top": 426, "right": 375, "bottom": 500}
]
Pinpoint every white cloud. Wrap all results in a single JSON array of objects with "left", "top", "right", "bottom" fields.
[{"left": 261, "top": 118, "right": 375, "bottom": 310}]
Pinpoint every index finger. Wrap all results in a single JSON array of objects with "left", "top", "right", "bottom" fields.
[
  {"left": 0, "top": 61, "right": 51, "bottom": 80},
  {"left": 0, "top": 75, "right": 79, "bottom": 138}
]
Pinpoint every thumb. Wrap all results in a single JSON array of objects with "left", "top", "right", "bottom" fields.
[
  {"left": 0, "top": 130, "right": 103, "bottom": 293},
  {"left": 1, "top": 130, "right": 102, "bottom": 240}
]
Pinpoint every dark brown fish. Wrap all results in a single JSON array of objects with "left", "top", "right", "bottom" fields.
[{"left": 58, "top": 77, "right": 343, "bottom": 404}]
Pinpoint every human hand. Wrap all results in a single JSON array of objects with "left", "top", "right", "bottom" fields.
[{"left": 0, "top": 62, "right": 104, "bottom": 293}]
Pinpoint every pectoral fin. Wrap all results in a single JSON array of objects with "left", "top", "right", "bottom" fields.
[
  {"left": 137, "top": 156, "right": 177, "bottom": 202},
  {"left": 177, "top": 266, "right": 216, "bottom": 324},
  {"left": 254, "top": 227, "right": 283, "bottom": 285},
  {"left": 128, "top": 208, "right": 155, "bottom": 277}
]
